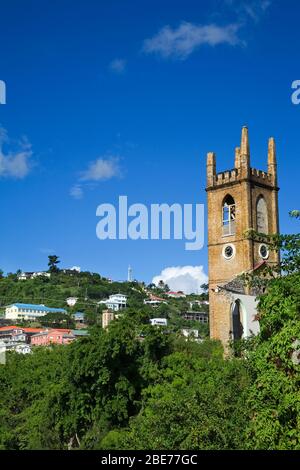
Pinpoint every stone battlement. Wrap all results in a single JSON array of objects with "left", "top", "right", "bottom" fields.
[
  {"left": 214, "top": 168, "right": 239, "bottom": 186},
  {"left": 211, "top": 167, "right": 273, "bottom": 187},
  {"left": 250, "top": 167, "right": 273, "bottom": 184},
  {"left": 206, "top": 126, "right": 277, "bottom": 189}
]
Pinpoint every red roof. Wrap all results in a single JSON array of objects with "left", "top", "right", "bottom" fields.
[
  {"left": 149, "top": 295, "right": 165, "bottom": 301},
  {"left": 0, "top": 325, "right": 44, "bottom": 333},
  {"left": 0, "top": 326, "right": 71, "bottom": 333},
  {"left": 0, "top": 325, "right": 17, "bottom": 331},
  {"left": 253, "top": 260, "right": 267, "bottom": 271}
]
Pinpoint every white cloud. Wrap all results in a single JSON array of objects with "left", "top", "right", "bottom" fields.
[
  {"left": 70, "top": 156, "right": 122, "bottom": 199},
  {"left": 0, "top": 127, "right": 33, "bottom": 179},
  {"left": 109, "top": 58, "right": 127, "bottom": 74},
  {"left": 225, "top": 0, "right": 272, "bottom": 22},
  {"left": 70, "top": 184, "right": 83, "bottom": 199},
  {"left": 143, "top": 22, "right": 242, "bottom": 60},
  {"left": 80, "top": 156, "right": 122, "bottom": 182},
  {"left": 70, "top": 266, "right": 81, "bottom": 272},
  {"left": 152, "top": 265, "right": 208, "bottom": 294}
]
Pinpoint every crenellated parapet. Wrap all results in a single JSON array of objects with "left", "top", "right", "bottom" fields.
[
  {"left": 250, "top": 168, "right": 274, "bottom": 186},
  {"left": 214, "top": 168, "right": 239, "bottom": 186},
  {"left": 206, "top": 127, "right": 278, "bottom": 189}
]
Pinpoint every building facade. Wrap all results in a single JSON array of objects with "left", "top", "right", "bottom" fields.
[
  {"left": 99, "top": 294, "right": 127, "bottom": 311},
  {"left": 206, "top": 127, "right": 280, "bottom": 347},
  {"left": 150, "top": 318, "right": 168, "bottom": 326},
  {"left": 5, "top": 303, "right": 67, "bottom": 321},
  {"left": 31, "top": 329, "right": 75, "bottom": 346},
  {"left": 102, "top": 310, "right": 115, "bottom": 329}
]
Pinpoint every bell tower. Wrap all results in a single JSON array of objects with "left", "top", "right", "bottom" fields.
[{"left": 206, "top": 127, "right": 280, "bottom": 345}]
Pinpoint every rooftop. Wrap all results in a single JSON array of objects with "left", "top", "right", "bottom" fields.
[{"left": 8, "top": 303, "right": 67, "bottom": 313}]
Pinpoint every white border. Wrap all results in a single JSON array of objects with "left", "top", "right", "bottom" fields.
[
  {"left": 222, "top": 243, "right": 235, "bottom": 260},
  {"left": 259, "top": 243, "right": 269, "bottom": 260}
]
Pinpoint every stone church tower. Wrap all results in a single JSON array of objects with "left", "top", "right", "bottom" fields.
[{"left": 206, "top": 127, "right": 280, "bottom": 347}]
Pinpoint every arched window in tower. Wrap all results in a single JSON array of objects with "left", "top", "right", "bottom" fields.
[
  {"left": 222, "top": 195, "right": 236, "bottom": 236},
  {"left": 256, "top": 196, "right": 268, "bottom": 234}
]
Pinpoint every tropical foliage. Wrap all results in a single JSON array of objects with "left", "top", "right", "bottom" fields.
[{"left": 0, "top": 214, "right": 299, "bottom": 450}]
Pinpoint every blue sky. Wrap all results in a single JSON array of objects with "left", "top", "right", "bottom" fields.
[{"left": 0, "top": 0, "right": 299, "bottom": 291}]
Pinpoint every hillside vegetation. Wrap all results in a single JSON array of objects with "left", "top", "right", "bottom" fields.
[
  {"left": 0, "top": 265, "right": 209, "bottom": 334},
  {"left": 0, "top": 212, "right": 299, "bottom": 450}
]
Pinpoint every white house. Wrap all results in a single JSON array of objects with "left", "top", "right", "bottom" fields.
[
  {"left": 150, "top": 318, "right": 168, "bottom": 326},
  {"left": 189, "top": 300, "right": 209, "bottom": 309},
  {"left": 144, "top": 294, "right": 166, "bottom": 306},
  {"left": 18, "top": 272, "right": 33, "bottom": 281},
  {"left": 0, "top": 341, "right": 31, "bottom": 355},
  {"left": 14, "top": 344, "right": 31, "bottom": 354},
  {"left": 66, "top": 297, "right": 78, "bottom": 307},
  {"left": 166, "top": 291, "right": 186, "bottom": 299},
  {"left": 18, "top": 271, "right": 51, "bottom": 281},
  {"left": 99, "top": 294, "right": 127, "bottom": 311},
  {"left": 181, "top": 328, "right": 199, "bottom": 338},
  {"left": 32, "top": 272, "right": 51, "bottom": 279},
  {"left": 5, "top": 303, "right": 67, "bottom": 321}
]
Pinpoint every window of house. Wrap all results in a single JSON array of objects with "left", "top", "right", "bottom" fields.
[
  {"left": 257, "top": 196, "right": 268, "bottom": 234},
  {"left": 222, "top": 195, "right": 236, "bottom": 236}
]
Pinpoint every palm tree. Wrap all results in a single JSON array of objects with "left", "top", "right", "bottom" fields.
[{"left": 48, "top": 255, "right": 60, "bottom": 273}]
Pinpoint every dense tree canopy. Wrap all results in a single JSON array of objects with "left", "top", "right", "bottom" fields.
[{"left": 0, "top": 215, "right": 299, "bottom": 450}]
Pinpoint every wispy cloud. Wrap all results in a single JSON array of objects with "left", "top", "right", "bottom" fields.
[
  {"left": 143, "top": 22, "right": 242, "bottom": 60},
  {"left": 143, "top": 1, "right": 273, "bottom": 61},
  {"left": 225, "top": 0, "right": 272, "bottom": 22},
  {"left": 80, "top": 156, "right": 122, "bottom": 182},
  {"left": 109, "top": 58, "right": 127, "bottom": 74},
  {"left": 70, "top": 156, "right": 122, "bottom": 199},
  {"left": 70, "top": 184, "right": 84, "bottom": 199},
  {"left": 39, "top": 248, "right": 56, "bottom": 255},
  {"left": 0, "top": 127, "right": 33, "bottom": 179}
]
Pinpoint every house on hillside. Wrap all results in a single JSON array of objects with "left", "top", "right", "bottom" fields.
[
  {"left": 150, "top": 318, "right": 168, "bottom": 326},
  {"left": 5, "top": 303, "right": 67, "bottom": 321},
  {"left": 66, "top": 297, "right": 78, "bottom": 307},
  {"left": 18, "top": 272, "right": 51, "bottom": 281},
  {"left": 18, "top": 272, "right": 34, "bottom": 281},
  {"left": 102, "top": 310, "right": 115, "bottom": 329},
  {"left": 181, "top": 328, "right": 199, "bottom": 338},
  {"left": 143, "top": 294, "right": 166, "bottom": 306},
  {"left": 98, "top": 294, "right": 127, "bottom": 311},
  {"left": 189, "top": 300, "right": 209, "bottom": 309},
  {"left": 166, "top": 291, "right": 186, "bottom": 299},
  {"left": 71, "top": 329, "right": 88, "bottom": 338},
  {"left": 182, "top": 311, "right": 209, "bottom": 324},
  {"left": 72, "top": 311, "right": 86, "bottom": 326},
  {"left": 15, "top": 344, "right": 31, "bottom": 354},
  {"left": 0, "top": 339, "right": 32, "bottom": 355},
  {"left": 31, "top": 329, "right": 75, "bottom": 346},
  {"left": 0, "top": 325, "right": 45, "bottom": 343}
]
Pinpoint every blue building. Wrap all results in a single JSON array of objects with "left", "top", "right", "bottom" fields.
[{"left": 5, "top": 303, "right": 67, "bottom": 321}]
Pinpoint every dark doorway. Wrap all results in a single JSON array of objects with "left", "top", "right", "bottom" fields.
[{"left": 231, "top": 300, "right": 243, "bottom": 340}]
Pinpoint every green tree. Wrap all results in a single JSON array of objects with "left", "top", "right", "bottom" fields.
[
  {"left": 242, "top": 211, "right": 300, "bottom": 449},
  {"left": 107, "top": 341, "right": 249, "bottom": 450},
  {"left": 48, "top": 255, "right": 60, "bottom": 274}
]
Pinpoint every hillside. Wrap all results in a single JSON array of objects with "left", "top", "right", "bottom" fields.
[{"left": 0, "top": 268, "right": 209, "bottom": 335}]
